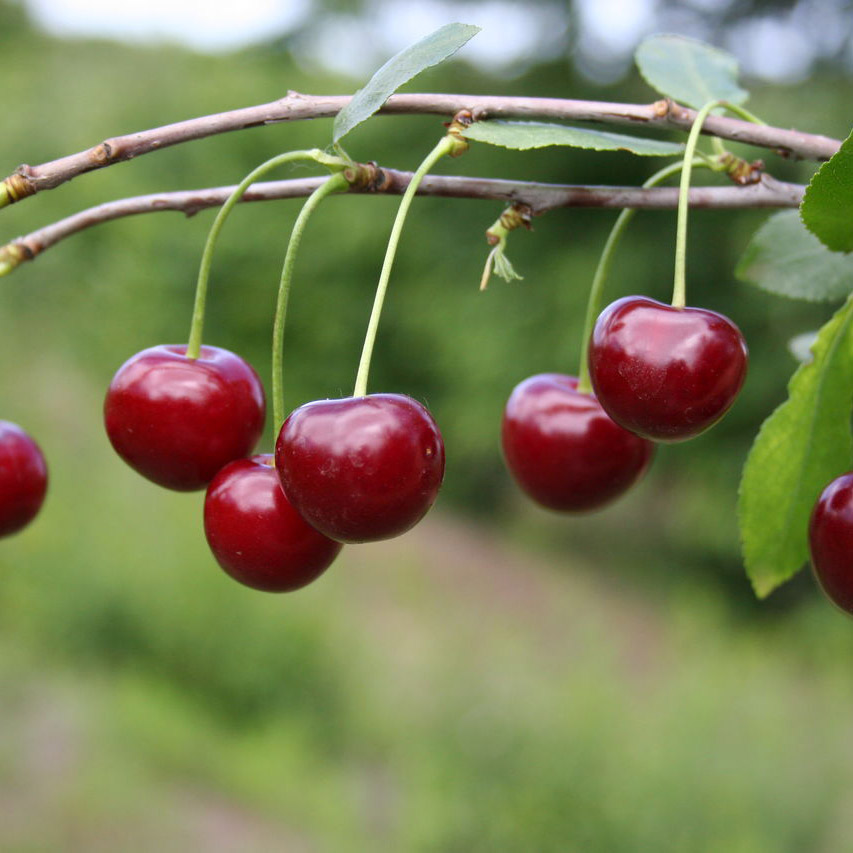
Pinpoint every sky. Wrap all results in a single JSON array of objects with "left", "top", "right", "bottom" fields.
[
  {"left": 19, "top": 0, "right": 846, "bottom": 83},
  {"left": 23, "top": 0, "right": 311, "bottom": 52}
]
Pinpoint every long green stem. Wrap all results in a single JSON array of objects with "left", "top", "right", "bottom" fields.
[
  {"left": 186, "top": 148, "right": 345, "bottom": 359},
  {"left": 352, "top": 135, "right": 455, "bottom": 397},
  {"left": 271, "top": 172, "right": 349, "bottom": 433},
  {"left": 672, "top": 100, "right": 724, "bottom": 309},
  {"left": 576, "top": 159, "right": 709, "bottom": 393}
]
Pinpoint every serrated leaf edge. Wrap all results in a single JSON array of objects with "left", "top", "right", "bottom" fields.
[
  {"left": 734, "top": 211, "right": 853, "bottom": 304},
  {"left": 800, "top": 129, "right": 853, "bottom": 254},
  {"left": 740, "top": 296, "right": 853, "bottom": 597}
]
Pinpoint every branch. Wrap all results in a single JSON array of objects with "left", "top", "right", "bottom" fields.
[
  {"left": 0, "top": 92, "right": 838, "bottom": 206},
  {"left": 0, "top": 170, "right": 804, "bottom": 276}
]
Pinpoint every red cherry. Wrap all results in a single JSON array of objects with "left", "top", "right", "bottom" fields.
[
  {"left": 0, "top": 421, "right": 48, "bottom": 537},
  {"left": 589, "top": 296, "right": 748, "bottom": 442},
  {"left": 104, "top": 344, "right": 265, "bottom": 491},
  {"left": 809, "top": 472, "right": 853, "bottom": 615},
  {"left": 275, "top": 394, "right": 445, "bottom": 543},
  {"left": 502, "top": 374, "right": 654, "bottom": 512},
  {"left": 204, "top": 455, "right": 342, "bottom": 593}
]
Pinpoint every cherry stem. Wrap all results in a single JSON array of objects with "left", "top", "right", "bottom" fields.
[
  {"left": 672, "top": 99, "right": 725, "bottom": 310},
  {"left": 186, "top": 148, "right": 348, "bottom": 360},
  {"left": 711, "top": 136, "right": 727, "bottom": 157},
  {"left": 352, "top": 135, "right": 455, "bottom": 397},
  {"left": 272, "top": 171, "right": 350, "bottom": 435},
  {"left": 720, "top": 102, "right": 767, "bottom": 126},
  {"left": 576, "top": 158, "right": 712, "bottom": 394}
]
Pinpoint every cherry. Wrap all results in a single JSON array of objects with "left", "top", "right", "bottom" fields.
[
  {"left": 588, "top": 295, "right": 748, "bottom": 442},
  {"left": 204, "top": 454, "right": 342, "bottom": 592},
  {"left": 104, "top": 344, "right": 265, "bottom": 491},
  {"left": 809, "top": 472, "right": 853, "bottom": 615},
  {"left": 275, "top": 393, "right": 444, "bottom": 543},
  {"left": 502, "top": 374, "right": 654, "bottom": 512},
  {"left": 0, "top": 421, "right": 48, "bottom": 538}
]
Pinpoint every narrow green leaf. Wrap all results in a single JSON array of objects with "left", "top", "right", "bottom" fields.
[
  {"left": 738, "top": 295, "right": 853, "bottom": 598},
  {"left": 735, "top": 210, "right": 853, "bottom": 302},
  {"left": 635, "top": 34, "right": 748, "bottom": 109},
  {"left": 801, "top": 128, "right": 853, "bottom": 253},
  {"left": 462, "top": 120, "right": 684, "bottom": 157},
  {"left": 333, "top": 23, "right": 480, "bottom": 143}
]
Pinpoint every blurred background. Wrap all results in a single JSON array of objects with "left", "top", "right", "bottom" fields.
[{"left": 1, "top": 0, "right": 853, "bottom": 849}]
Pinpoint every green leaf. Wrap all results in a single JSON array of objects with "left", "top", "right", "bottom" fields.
[
  {"left": 738, "top": 295, "right": 853, "bottom": 598},
  {"left": 635, "top": 34, "right": 748, "bottom": 109},
  {"left": 735, "top": 210, "right": 853, "bottom": 302},
  {"left": 801, "top": 128, "right": 853, "bottom": 253},
  {"left": 461, "top": 121, "right": 684, "bottom": 157},
  {"left": 333, "top": 23, "right": 480, "bottom": 143}
]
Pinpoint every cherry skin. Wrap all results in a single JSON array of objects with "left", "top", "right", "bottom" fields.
[
  {"left": 204, "top": 454, "right": 342, "bottom": 593},
  {"left": 502, "top": 374, "right": 655, "bottom": 512},
  {"left": 0, "top": 421, "right": 48, "bottom": 538},
  {"left": 809, "top": 472, "right": 853, "bottom": 615},
  {"left": 275, "top": 393, "right": 445, "bottom": 543},
  {"left": 588, "top": 296, "right": 748, "bottom": 442},
  {"left": 104, "top": 344, "right": 265, "bottom": 491}
]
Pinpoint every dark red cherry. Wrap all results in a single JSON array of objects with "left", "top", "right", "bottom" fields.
[
  {"left": 104, "top": 344, "right": 265, "bottom": 491},
  {"left": 204, "top": 455, "right": 342, "bottom": 593},
  {"left": 589, "top": 296, "right": 748, "bottom": 442},
  {"left": 0, "top": 421, "right": 48, "bottom": 537},
  {"left": 275, "top": 394, "right": 444, "bottom": 543},
  {"left": 809, "top": 472, "right": 853, "bottom": 615},
  {"left": 502, "top": 374, "right": 654, "bottom": 512}
]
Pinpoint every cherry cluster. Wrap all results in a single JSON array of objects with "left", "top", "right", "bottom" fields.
[
  {"left": 99, "top": 344, "right": 443, "bottom": 593},
  {"left": 502, "top": 295, "right": 748, "bottom": 511}
]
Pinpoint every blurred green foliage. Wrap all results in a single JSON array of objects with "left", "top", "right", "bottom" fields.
[{"left": 2, "top": 4, "right": 853, "bottom": 849}]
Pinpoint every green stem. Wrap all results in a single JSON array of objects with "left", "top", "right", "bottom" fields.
[
  {"left": 721, "top": 102, "right": 766, "bottom": 125},
  {"left": 576, "top": 159, "right": 710, "bottom": 394},
  {"left": 672, "top": 99, "right": 724, "bottom": 309},
  {"left": 186, "top": 148, "right": 345, "bottom": 360},
  {"left": 352, "top": 135, "right": 455, "bottom": 397},
  {"left": 271, "top": 171, "right": 349, "bottom": 434}
]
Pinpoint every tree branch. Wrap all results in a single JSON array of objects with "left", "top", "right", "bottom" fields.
[
  {"left": 0, "top": 169, "right": 804, "bottom": 277},
  {"left": 0, "top": 92, "right": 838, "bottom": 206}
]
